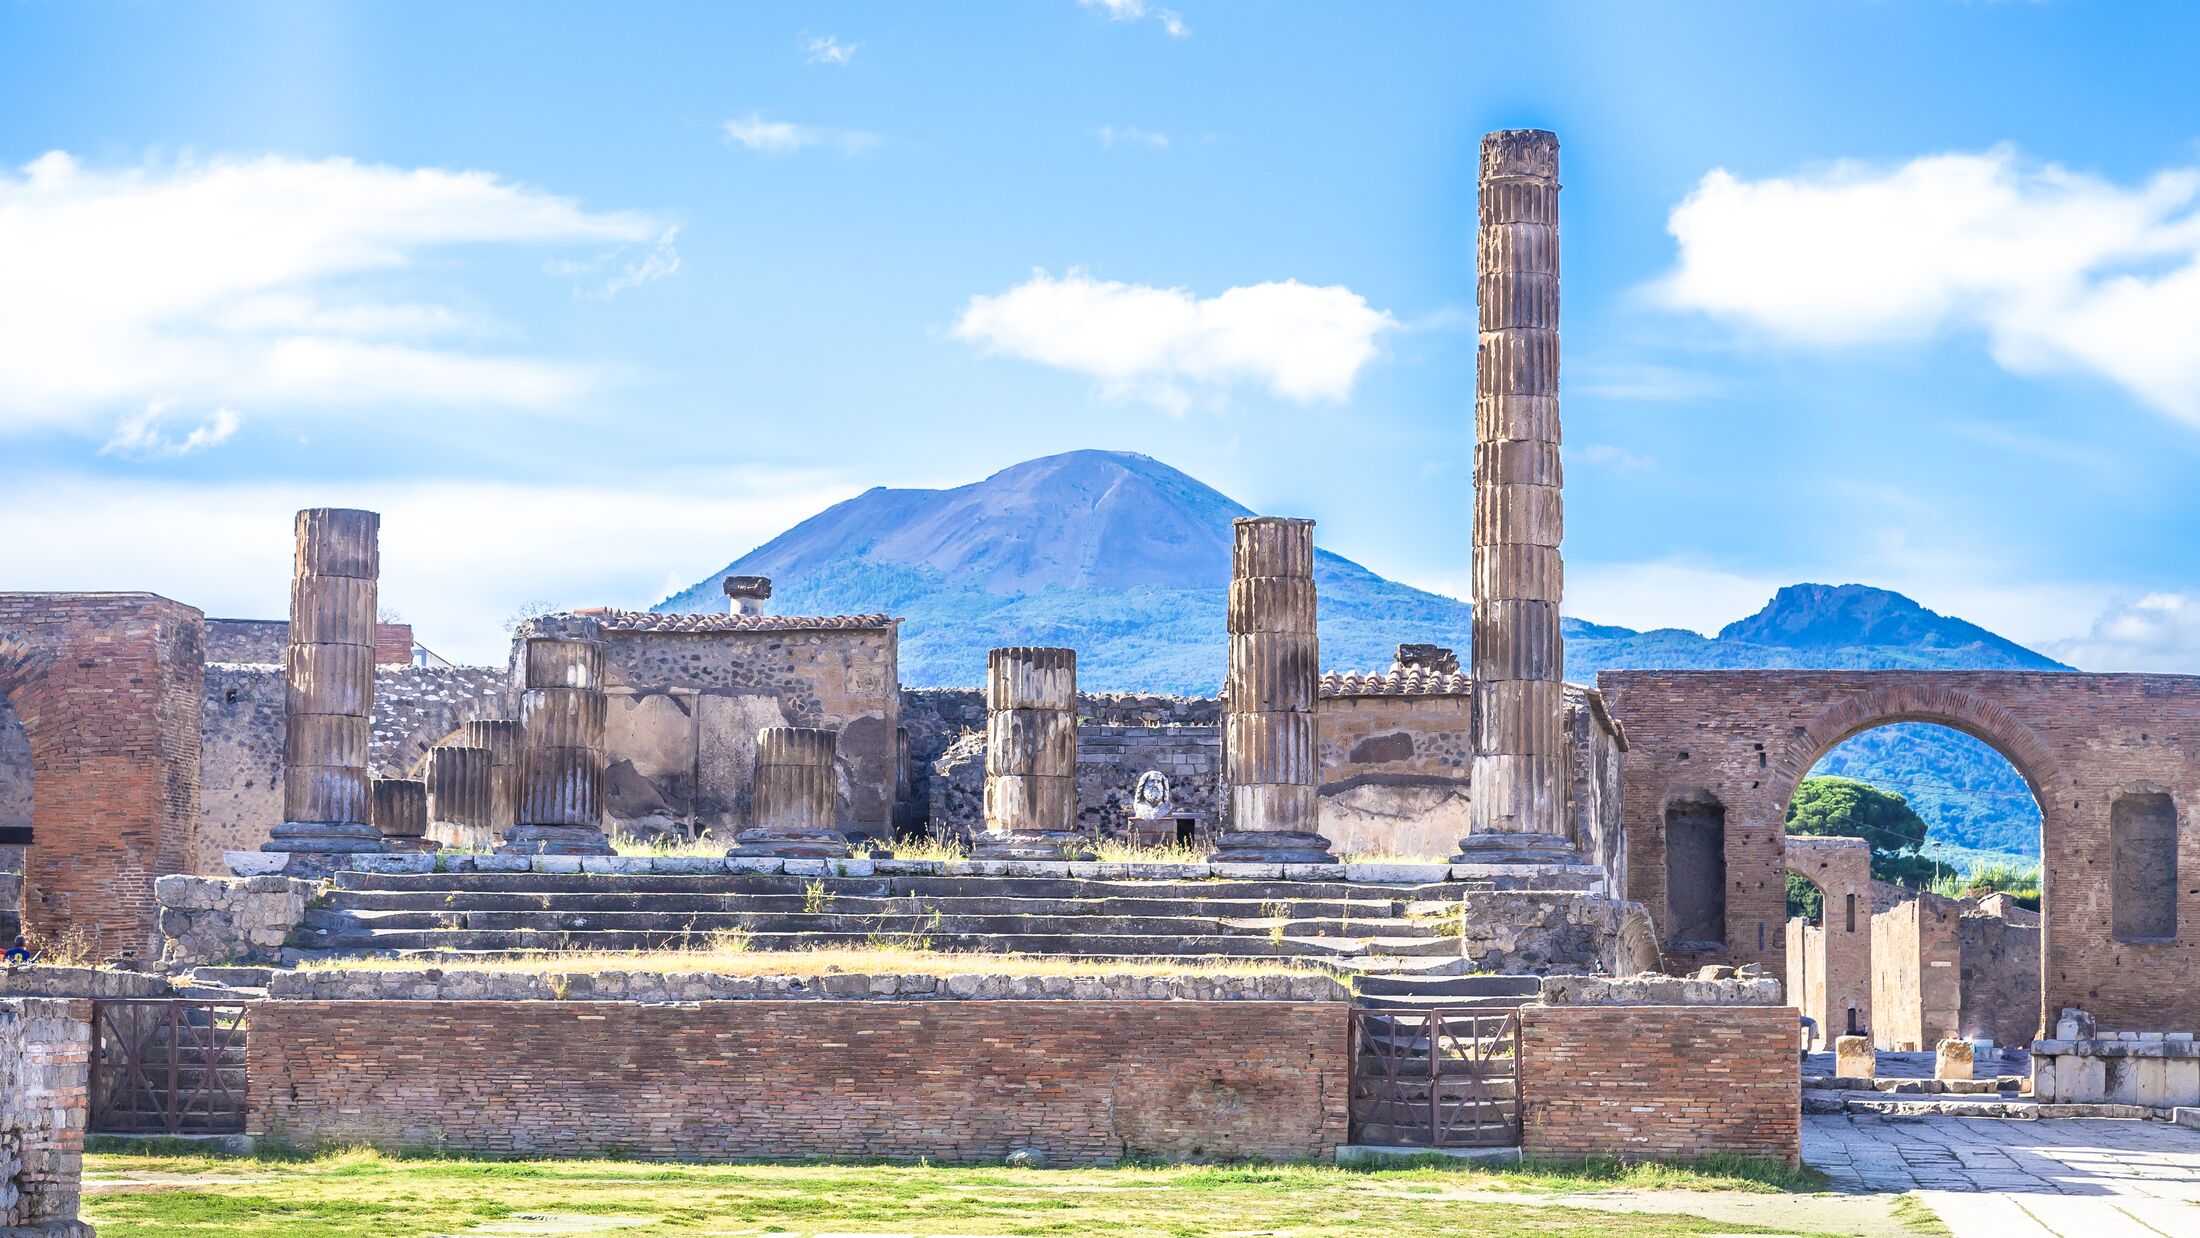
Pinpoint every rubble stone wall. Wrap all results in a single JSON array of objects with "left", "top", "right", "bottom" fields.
[
  {"left": 927, "top": 724, "right": 1220, "bottom": 843},
  {"left": 0, "top": 997, "right": 94, "bottom": 1237},
  {"left": 155, "top": 875, "right": 316, "bottom": 968},
  {"left": 199, "top": 664, "right": 508, "bottom": 868},
  {"left": 246, "top": 999, "right": 1348, "bottom": 1165},
  {"left": 1600, "top": 669, "right": 2200, "bottom": 1031},
  {"left": 1519, "top": 1003, "right": 1800, "bottom": 1164},
  {"left": 0, "top": 593, "right": 204, "bottom": 959}
]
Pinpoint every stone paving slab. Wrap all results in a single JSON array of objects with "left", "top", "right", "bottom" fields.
[{"left": 1807, "top": 1114, "right": 2200, "bottom": 1236}]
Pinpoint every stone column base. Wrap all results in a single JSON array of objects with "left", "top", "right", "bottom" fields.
[
  {"left": 1451, "top": 830, "right": 1580, "bottom": 865},
  {"left": 262, "top": 821, "right": 385, "bottom": 854},
  {"left": 970, "top": 831, "right": 1095, "bottom": 861},
  {"left": 495, "top": 824, "right": 614, "bottom": 856},
  {"left": 1208, "top": 830, "right": 1334, "bottom": 865}
]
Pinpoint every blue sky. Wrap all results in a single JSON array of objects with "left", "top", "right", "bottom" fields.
[{"left": 3, "top": 0, "right": 2198, "bottom": 666}]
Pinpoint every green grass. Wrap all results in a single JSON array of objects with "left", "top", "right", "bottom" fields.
[{"left": 82, "top": 1145, "right": 1850, "bottom": 1237}]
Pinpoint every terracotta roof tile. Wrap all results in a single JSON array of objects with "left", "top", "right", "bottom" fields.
[
  {"left": 571, "top": 608, "right": 897, "bottom": 634},
  {"left": 1318, "top": 667, "right": 1474, "bottom": 698}
]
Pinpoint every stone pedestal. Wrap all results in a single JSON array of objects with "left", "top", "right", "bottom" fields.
[
  {"left": 371, "top": 778, "right": 435, "bottom": 852},
  {"left": 1835, "top": 1034, "right": 1876, "bottom": 1080},
  {"left": 973, "top": 647, "right": 1092, "bottom": 861},
  {"left": 1458, "top": 129, "right": 1578, "bottom": 864},
  {"left": 267, "top": 507, "right": 385, "bottom": 853},
  {"left": 1212, "top": 517, "right": 1333, "bottom": 865},
  {"left": 425, "top": 745, "right": 495, "bottom": 851},
  {"left": 500, "top": 638, "right": 614, "bottom": 856},
  {"left": 728, "top": 727, "right": 847, "bottom": 858},
  {"left": 1934, "top": 1038, "right": 1975, "bottom": 1082}
]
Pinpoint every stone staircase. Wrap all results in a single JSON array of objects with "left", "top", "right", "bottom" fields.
[{"left": 288, "top": 869, "right": 1482, "bottom": 973}]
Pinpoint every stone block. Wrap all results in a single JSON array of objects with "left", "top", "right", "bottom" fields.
[
  {"left": 1934, "top": 1039, "right": 1974, "bottom": 1081},
  {"left": 531, "top": 855, "right": 584, "bottom": 873},
  {"left": 725, "top": 857, "right": 784, "bottom": 874},
  {"left": 581, "top": 856, "right": 655, "bottom": 874},
  {"left": 2133, "top": 1056, "right": 2170, "bottom": 1107},
  {"left": 225, "top": 851, "right": 289, "bottom": 878},
  {"left": 1282, "top": 863, "right": 1347, "bottom": 881},
  {"left": 1835, "top": 1035, "right": 1875, "bottom": 1080},
  {"left": 1344, "top": 862, "right": 1450, "bottom": 884},
  {"left": 650, "top": 857, "right": 729, "bottom": 875},
  {"left": 2065, "top": 1053, "right": 2108, "bottom": 1102},
  {"left": 870, "top": 860, "right": 941, "bottom": 876},
  {"left": 1001, "top": 861, "right": 1072, "bottom": 878},
  {"left": 1211, "top": 862, "right": 1285, "bottom": 880},
  {"left": 2031, "top": 1055, "right": 2058, "bottom": 1101},
  {"left": 2166, "top": 1057, "right": 2200, "bottom": 1107}
]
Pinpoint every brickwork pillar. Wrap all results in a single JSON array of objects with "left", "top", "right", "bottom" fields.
[
  {"left": 1458, "top": 129, "right": 1578, "bottom": 865},
  {"left": 728, "top": 727, "right": 847, "bottom": 858},
  {"left": 460, "top": 719, "right": 524, "bottom": 839},
  {"left": 371, "top": 777, "right": 433, "bottom": 851},
  {"left": 499, "top": 638, "right": 613, "bottom": 856},
  {"left": 1211, "top": 517, "right": 1333, "bottom": 864},
  {"left": 424, "top": 745, "right": 496, "bottom": 851},
  {"left": 972, "top": 647, "right": 1090, "bottom": 860},
  {"left": 267, "top": 508, "right": 384, "bottom": 853}
]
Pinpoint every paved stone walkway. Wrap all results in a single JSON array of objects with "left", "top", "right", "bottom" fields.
[{"left": 1805, "top": 1114, "right": 2200, "bottom": 1236}]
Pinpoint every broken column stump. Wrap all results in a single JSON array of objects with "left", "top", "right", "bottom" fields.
[
  {"left": 1211, "top": 517, "right": 1333, "bottom": 865},
  {"left": 728, "top": 727, "right": 848, "bottom": 858},
  {"left": 972, "top": 646, "right": 1091, "bottom": 861},
  {"left": 499, "top": 637, "right": 614, "bottom": 856}
]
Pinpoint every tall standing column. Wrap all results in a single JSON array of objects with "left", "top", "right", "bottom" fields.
[
  {"left": 728, "top": 727, "right": 847, "bottom": 858},
  {"left": 460, "top": 719, "right": 524, "bottom": 841},
  {"left": 972, "top": 647, "right": 1090, "bottom": 861},
  {"left": 424, "top": 745, "right": 495, "bottom": 851},
  {"left": 1211, "top": 517, "right": 1333, "bottom": 864},
  {"left": 265, "top": 508, "right": 383, "bottom": 853},
  {"left": 499, "top": 637, "right": 614, "bottom": 856},
  {"left": 1458, "top": 129, "right": 1577, "bottom": 865}
]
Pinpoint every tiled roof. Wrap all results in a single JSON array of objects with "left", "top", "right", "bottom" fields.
[
  {"left": 1318, "top": 667, "right": 1474, "bottom": 697},
  {"left": 571, "top": 608, "right": 897, "bottom": 634}
]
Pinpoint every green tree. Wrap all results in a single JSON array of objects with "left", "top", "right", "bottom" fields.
[{"left": 1785, "top": 775, "right": 1956, "bottom": 904}]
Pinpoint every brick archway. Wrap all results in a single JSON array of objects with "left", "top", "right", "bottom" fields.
[
  {"left": 0, "top": 596, "right": 204, "bottom": 960},
  {"left": 1601, "top": 669, "right": 2200, "bottom": 1035}
]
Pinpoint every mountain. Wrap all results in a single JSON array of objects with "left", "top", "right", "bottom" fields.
[{"left": 656, "top": 449, "right": 2064, "bottom": 858}]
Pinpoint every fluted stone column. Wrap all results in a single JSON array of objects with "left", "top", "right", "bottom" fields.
[
  {"left": 972, "top": 647, "right": 1090, "bottom": 861},
  {"left": 728, "top": 727, "right": 847, "bottom": 857},
  {"left": 425, "top": 745, "right": 495, "bottom": 850},
  {"left": 371, "top": 778, "right": 434, "bottom": 851},
  {"left": 1211, "top": 517, "right": 1333, "bottom": 864},
  {"left": 266, "top": 508, "right": 383, "bottom": 853},
  {"left": 1458, "top": 129, "right": 1578, "bottom": 865},
  {"left": 499, "top": 637, "right": 614, "bottom": 856},
  {"left": 460, "top": 719, "right": 524, "bottom": 840}
]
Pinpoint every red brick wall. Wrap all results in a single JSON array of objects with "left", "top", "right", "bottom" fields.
[
  {"left": 1518, "top": 1004, "right": 1800, "bottom": 1164},
  {"left": 246, "top": 1000, "right": 1349, "bottom": 1164},
  {"left": 1601, "top": 670, "right": 2200, "bottom": 1032},
  {"left": 0, "top": 594, "right": 203, "bottom": 958}
]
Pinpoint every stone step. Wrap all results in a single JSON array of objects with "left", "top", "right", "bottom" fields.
[
  {"left": 316, "top": 889, "right": 1441, "bottom": 919},
  {"left": 1351, "top": 974, "right": 1544, "bottom": 999},
  {"left": 328, "top": 871, "right": 1466, "bottom": 905},
  {"left": 288, "top": 926, "right": 1468, "bottom": 958},
  {"left": 302, "top": 906, "right": 1460, "bottom": 939}
]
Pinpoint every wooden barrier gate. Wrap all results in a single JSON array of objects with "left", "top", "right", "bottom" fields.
[
  {"left": 88, "top": 999, "right": 250, "bottom": 1135},
  {"left": 1348, "top": 1007, "right": 1520, "bottom": 1147}
]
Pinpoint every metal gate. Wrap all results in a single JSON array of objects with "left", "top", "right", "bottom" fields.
[
  {"left": 89, "top": 1000, "right": 250, "bottom": 1134},
  {"left": 1348, "top": 1007, "right": 1520, "bottom": 1147}
]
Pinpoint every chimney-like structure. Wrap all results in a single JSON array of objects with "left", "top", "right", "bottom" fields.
[
  {"left": 728, "top": 727, "right": 847, "bottom": 857},
  {"left": 1211, "top": 517, "right": 1334, "bottom": 864},
  {"left": 265, "top": 508, "right": 385, "bottom": 853},
  {"left": 499, "top": 637, "right": 614, "bottom": 856},
  {"left": 1457, "top": 129, "right": 1577, "bottom": 865},
  {"left": 972, "top": 647, "right": 1091, "bottom": 860},
  {"left": 724, "top": 575, "right": 772, "bottom": 616}
]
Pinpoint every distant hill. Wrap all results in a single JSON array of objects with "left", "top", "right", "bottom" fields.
[{"left": 656, "top": 448, "right": 2060, "bottom": 858}]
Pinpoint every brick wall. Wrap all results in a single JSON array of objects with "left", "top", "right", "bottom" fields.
[
  {"left": 1518, "top": 1004, "right": 1800, "bottom": 1164},
  {"left": 0, "top": 996, "right": 92, "bottom": 1233},
  {"left": 1601, "top": 670, "right": 2200, "bottom": 1031},
  {"left": 247, "top": 999, "right": 1348, "bottom": 1164},
  {"left": 0, "top": 593, "right": 203, "bottom": 958}
]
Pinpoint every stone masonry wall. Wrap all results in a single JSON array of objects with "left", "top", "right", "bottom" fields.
[
  {"left": 0, "top": 997, "right": 93, "bottom": 1237},
  {"left": 1961, "top": 901, "right": 2042, "bottom": 1047},
  {"left": 1871, "top": 892, "right": 1963, "bottom": 1052},
  {"left": 1600, "top": 669, "right": 2200, "bottom": 1032},
  {"left": 199, "top": 663, "right": 508, "bottom": 869},
  {"left": 927, "top": 724, "right": 1221, "bottom": 843},
  {"left": 0, "top": 592, "right": 203, "bottom": 960},
  {"left": 247, "top": 999, "right": 1348, "bottom": 1164},
  {"left": 1317, "top": 694, "right": 1471, "bottom": 856},
  {"left": 205, "top": 618, "right": 417, "bottom": 667},
  {"left": 155, "top": 875, "right": 316, "bottom": 968},
  {"left": 1518, "top": 1003, "right": 1800, "bottom": 1164}
]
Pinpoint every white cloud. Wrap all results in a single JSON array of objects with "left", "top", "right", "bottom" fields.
[
  {"left": 599, "top": 227, "right": 682, "bottom": 298},
  {"left": 0, "top": 151, "right": 671, "bottom": 434},
  {"left": 1654, "top": 146, "right": 2200, "bottom": 422},
  {"left": 0, "top": 468, "right": 860, "bottom": 665},
  {"left": 951, "top": 269, "right": 1396, "bottom": 411},
  {"left": 2045, "top": 593, "right": 2200, "bottom": 672},
  {"left": 803, "top": 34, "right": 859, "bottom": 66},
  {"left": 722, "top": 113, "right": 880, "bottom": 155},
  {"left": 100, "top": 401, "right": 242, "bottom": 459},
  {"left": 1574, "top": 443, "right": 1655, "bottom": 472},
  {"left": 1096, "top": 125, "right": 1169, "bottom": 150},
  {"left": 1080, "top": 0, "right": 1188, "bottom": 36}
]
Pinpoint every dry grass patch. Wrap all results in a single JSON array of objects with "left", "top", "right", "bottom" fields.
[{"left": 293, "top": 941, "right": 1329, "bottom": 980}]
